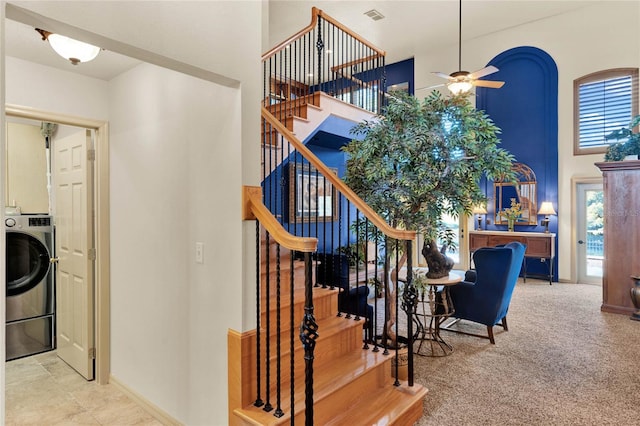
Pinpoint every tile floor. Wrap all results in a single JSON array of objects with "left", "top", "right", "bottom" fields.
[{"left": 5, "top": 351, "right": 164, "bottom": 425}]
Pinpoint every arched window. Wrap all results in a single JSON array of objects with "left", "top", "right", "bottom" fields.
[{"left": 574, "top": 68, "right": 639, "bottom": 155}]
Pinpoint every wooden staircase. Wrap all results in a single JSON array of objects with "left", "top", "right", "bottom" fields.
[
  {"left": 229, "top": 235, "right": 427, "bottom": 425},
  {"left": 234, "top": 7, "right": 426, "bottom": 424}
]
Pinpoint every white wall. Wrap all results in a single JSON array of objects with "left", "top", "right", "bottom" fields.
[
  {"left": 109, "top": 62, "right": 241, "bottom": 423},
  {"left": 11, "top": 0, "right": 261, "bottom": 331},
  {"left": 416, "top": 1, "right": 640, "bottom": 281},
  {"left": 4, "top": 1, "right": 261, "bottom": 423},
  {"left": 5, "top": 56, "right": 109, "bottom": 117}
]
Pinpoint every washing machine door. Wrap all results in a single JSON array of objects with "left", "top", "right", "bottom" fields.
[{"left": 6, "top": 232, "right": 51, "bottom": 297}]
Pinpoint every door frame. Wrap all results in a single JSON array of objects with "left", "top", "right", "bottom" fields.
[
  {"left": 6, "top": 104, "right": 110, "bottom": 385},
  {"left": 571, "top": 176, "right": 602, "bottom": 284}
]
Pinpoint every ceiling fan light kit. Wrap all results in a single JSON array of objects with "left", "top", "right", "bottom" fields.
[
  {"left": 447, "top": 80, "right": 473, "bottom": 95},
  {"left": 35, "top": 28, "right": 100, "bottom": 65}
]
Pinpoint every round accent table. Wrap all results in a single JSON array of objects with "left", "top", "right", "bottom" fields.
[{"left": 413, "top": 270, "right": 463, "bottom": 357}]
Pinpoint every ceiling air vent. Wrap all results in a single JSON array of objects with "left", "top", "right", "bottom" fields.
[{"left": 364, "top": 9, "right": 385, "bottom": 21}]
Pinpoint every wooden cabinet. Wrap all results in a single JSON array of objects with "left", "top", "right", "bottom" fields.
[
  {"left": 596, "top": 160, "right": 640, "bottom": 315},
  {"left": 469, "top": 231, "right": 556, "bottom": 284}
]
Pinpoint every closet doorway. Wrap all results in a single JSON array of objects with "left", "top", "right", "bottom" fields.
[{"left": 6, "top": 106, "right": 111, "bottom": 384}]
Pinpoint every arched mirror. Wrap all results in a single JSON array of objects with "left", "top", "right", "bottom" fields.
[{"left": 494, "top": 162, "right": 537, "bottom": 225}]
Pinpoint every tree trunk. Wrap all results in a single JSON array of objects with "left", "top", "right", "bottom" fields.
[{"left": 381, "top": 252, "right": 407, "bottom": 348}]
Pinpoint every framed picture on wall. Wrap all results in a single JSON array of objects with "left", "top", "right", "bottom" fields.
[{"left": 289, "top": 163, "right": 338, "bottom": 222}]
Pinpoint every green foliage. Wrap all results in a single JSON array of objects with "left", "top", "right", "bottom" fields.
[
  {"left": 336, "top": 244, "right": 365, "bottom": 267},
  {"left": 586, "top": 190, "right": 603, "bottom": 236},
  {"left": 342, "top": 91, "right": 515, "bottom": 243},
  {"left": 605, "top": 115, "right": 640, "bottom": 161}
]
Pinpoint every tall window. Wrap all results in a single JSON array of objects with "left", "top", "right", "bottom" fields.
[{"left": 574, "top": 68, "right": 638, "bottom": 155}]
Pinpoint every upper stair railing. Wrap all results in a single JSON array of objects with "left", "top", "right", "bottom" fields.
[
  {"left": 263, "top": 7, "right": 386, "bottom": 120},
  {"left": 252, "top": 7, "right": 418, "bottom": 424}
]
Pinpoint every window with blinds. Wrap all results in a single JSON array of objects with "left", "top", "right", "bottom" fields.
[{"left": 574, "top": 68, "right": 638, "bottom": 155}]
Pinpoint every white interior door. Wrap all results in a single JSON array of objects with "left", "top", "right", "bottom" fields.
[
  {"left": 53, "top": 129, "right": 95, "bottom": 380},
  {"left": 576, "top": 182, "right": 604, "bottom": 285}
]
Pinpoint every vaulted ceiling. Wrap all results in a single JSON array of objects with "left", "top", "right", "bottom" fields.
[{"left": 3, "top": 1, "right": 598, "bottom": 81}]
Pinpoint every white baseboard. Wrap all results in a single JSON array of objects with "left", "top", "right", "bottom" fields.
[{"left": 109, "top": 374, "right": 182, "bottom": 426}]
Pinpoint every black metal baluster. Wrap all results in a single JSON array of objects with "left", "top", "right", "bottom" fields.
[
  {"left": 254, "top": 222, "right": 264, "bottom": 407},
  {"left": 300, "top": 252, "right": 318, "bottom": 426},
  {"left": 393, "top": 241, "right": 401, "bottom": 387},
  {"left": 263, "top": 232, "right": 273, "bottom": 412},
  {"left": 382, "top": 238, "right": 390, "bottom": 356},
  {"left": 372, "top": 228, "right": 380, "bottom": 352},
  {"left": 316, "top": 16, "right": 323, "bottom": 90},
  {"left": 404, "top": 240, "right": 415, "bottom": 387},
  {"left": 354, "top": 211, "right": 361, "bottom": 322},
  {"left": 336, "top": 195, "right": 343, "bottom": 316},
  {"left": 290, "top": 250, "right": 296, "bottom": 423},
  {"left": 363, "top": 219, "right": 370, "bottom": 349},
  {"left": 275, "top": 244, "right": 284, "bottom": 417}
]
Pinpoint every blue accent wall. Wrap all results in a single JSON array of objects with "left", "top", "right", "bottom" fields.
[
  {"left": 262, "top": 114, "right": 364, "bottom": 254},
  {"left": 476, "top": 46, "right": 559, "bottom": 281},
  {"left": 386, "top": 58, "right": 415, "bottom": 94}
]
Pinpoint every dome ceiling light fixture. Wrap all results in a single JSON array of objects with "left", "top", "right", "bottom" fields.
[
  {"left": 35, "top": 28, "right": 101, "bottom": 65},
  {"left": 431, "top": 0, "right": 505, "bottom": 94}
]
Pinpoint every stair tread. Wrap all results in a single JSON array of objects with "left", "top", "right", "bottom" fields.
[
  {"left": 236, "top": 349, "right": 419, "bottom": 425},
  {"left": 261, "top": 308, "right": 363, "bottom": 343},
  {"left": 260, "top": 283, "right": 338, "bottom": 306},
  {"left": 324, "top": 381, "right": 428, "bottom": 426}
]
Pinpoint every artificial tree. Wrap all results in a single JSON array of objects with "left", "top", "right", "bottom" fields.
[{"left": 342, "top": 90, "right": 515, "bottom": 344}]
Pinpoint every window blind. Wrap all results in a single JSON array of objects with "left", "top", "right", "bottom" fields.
[{"left": 578, "top": 75, "right": 633, "bottom": 149}]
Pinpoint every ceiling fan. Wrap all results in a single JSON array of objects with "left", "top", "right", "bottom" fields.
[{"left": 431, "top": 0, "right": 505, "bottom": 94}]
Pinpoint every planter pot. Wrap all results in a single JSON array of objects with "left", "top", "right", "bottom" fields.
[{"left": 390, "top": 347, "right": 409, "bottom": 381}]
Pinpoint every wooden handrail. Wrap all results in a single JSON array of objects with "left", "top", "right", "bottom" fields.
[
  {"left": 262, "top": 7, "right": 385, "bottom": 61},
  {"left": 329, "top": 55, "right": 383, "bottom": 73},
  {"left": 261, "top": 107, "right": 416, "bottom": 242},
  {"left": 243, "top": 186, "right": 318, "bottom": 252}
]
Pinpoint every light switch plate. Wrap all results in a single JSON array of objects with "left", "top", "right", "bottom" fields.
[{"left": 195, "top": 242, "right": 204, "bottom": 264}]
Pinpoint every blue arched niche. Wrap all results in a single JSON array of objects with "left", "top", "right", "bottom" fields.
[{"left": 476, "top": 46, "right": 559, "bottom": 281}]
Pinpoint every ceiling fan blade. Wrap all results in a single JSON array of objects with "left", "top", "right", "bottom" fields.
[
  {"left": 472, "top": 79, "right": 505, "bottom": 89},
  {"left": 432, "top": 72, "right": 455, "bottom": 80},
  {"left": 468, "top": 65, "right": 499, "bottom": 80}
]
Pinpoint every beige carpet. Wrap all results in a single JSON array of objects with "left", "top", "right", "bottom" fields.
[{"left": 401, "top": 279, "right": 640, "bottom": 425}]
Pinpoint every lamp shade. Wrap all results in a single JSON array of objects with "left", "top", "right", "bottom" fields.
[
  {"left": 538, "top": 202, "right": 556, "bottom": 216},
  {"left": 46, "top": 33, "right": 100, "bottom": 65},
  {"left": 472, "top": 204, "right": 487, "bottom": 214}
]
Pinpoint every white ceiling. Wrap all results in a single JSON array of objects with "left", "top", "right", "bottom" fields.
[
  {"left": 4, "top": 17, "right": 141, "bottom": 81},
  {"left": 268, "top": 1, "right": 598, "bottom": 65},
  {"left": 3, "top": 1, "right": 598, "bottom": 81}
]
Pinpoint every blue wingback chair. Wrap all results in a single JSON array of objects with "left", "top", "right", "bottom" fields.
[{"left": 446, "top": 241, "right": 526, "bottom": 344}]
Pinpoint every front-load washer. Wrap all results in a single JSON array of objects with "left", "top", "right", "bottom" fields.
[{"left": 5, "top": 214, "right": 55, "bottom": 360}]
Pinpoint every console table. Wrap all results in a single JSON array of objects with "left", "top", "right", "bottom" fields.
[{"left": 469, "top": 231, "right": 556, "bottom": 284}]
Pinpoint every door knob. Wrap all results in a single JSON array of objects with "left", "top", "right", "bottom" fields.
[
  {"left": 50, "top": 257, "right": 59, "bottom": 264},
  {"left": 578, "top": 240, "right": 585, "bottom": 244}
]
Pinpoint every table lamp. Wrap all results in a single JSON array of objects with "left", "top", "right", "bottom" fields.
[
  {"left": 538, "top": 202, "right": 556, "bottom": 233},
  {"left": 472, "top": 205, "right": 488, "bottom": 230}
]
